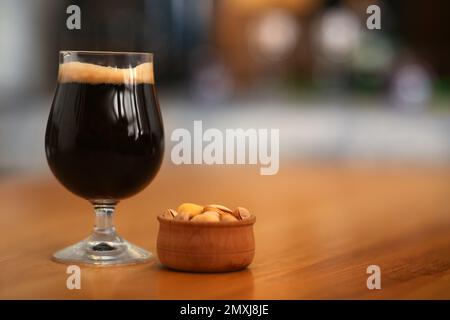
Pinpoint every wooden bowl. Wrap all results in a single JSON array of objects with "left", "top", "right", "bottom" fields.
[{"left": 157, "top": 215, "right": 256, "bottom": 272}]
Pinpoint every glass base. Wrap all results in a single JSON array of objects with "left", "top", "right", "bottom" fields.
[
  {"left": 53, "top": 234, "right": 152, "bottom": 266},
  {"left": 53, "top": 200, "right": 151, "bottom": 266}
]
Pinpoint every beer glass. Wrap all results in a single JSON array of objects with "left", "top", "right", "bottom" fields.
[{"left": 45, "top": 51, "right": 164, "bottom": 265}]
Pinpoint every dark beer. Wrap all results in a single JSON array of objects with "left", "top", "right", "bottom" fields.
[{"left": 45, "top": 62, "right": 164, "bottom": 200}]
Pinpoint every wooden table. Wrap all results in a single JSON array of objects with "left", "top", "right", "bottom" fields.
[{"left": 0, "top": 163, "right": 449, "bottom": 299}]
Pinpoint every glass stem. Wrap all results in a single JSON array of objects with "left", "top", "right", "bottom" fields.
[{"left": 92, "top": 201, "right": 117, "bottom": 236}]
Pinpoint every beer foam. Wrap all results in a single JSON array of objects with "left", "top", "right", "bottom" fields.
[{"left": 58, "top": 61, "right": 154, "bottom": 84}]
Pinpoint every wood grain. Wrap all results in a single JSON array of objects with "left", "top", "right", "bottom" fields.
[{"left": 0, "top": 163, "right": 449, "bottom": 299}]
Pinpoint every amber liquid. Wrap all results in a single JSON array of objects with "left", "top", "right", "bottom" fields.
[{"left": 45, "top": 82, "right": 164, "bottom": 200}]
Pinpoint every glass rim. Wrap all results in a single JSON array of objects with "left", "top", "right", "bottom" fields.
[{"left": 60, "top": 50, "right": 153, "bottom": 57}]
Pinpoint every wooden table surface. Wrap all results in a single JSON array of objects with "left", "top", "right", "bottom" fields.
[{"left": 0, "top": 163, "right": 449, "bottom": 299}]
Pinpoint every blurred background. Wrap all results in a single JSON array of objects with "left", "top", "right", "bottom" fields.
[{"left": 0, "top": 0, "right": 449, "bottom": 174}]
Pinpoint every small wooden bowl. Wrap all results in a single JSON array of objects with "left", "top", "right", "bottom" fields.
[{"left": 157, "top": 215, "right": 256, "bottom": 272}]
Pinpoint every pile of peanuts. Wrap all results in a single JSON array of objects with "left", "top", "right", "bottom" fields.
[{"left": 161, "top": 203, "right": 252, "bottom": 222}]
